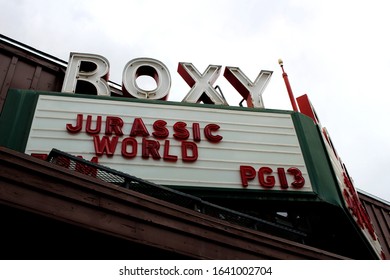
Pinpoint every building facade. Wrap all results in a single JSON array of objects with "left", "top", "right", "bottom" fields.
[{"left": 0, "top": 34, "right": 389, "bottom": 259}]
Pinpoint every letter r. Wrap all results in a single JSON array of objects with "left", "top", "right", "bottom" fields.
[{"left": 61, "top": 53, "right": 110, "bottom": 96}]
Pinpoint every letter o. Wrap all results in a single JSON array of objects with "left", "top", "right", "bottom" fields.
[{"left": 122, "top": 57, "right": 171, "bottom": 100}]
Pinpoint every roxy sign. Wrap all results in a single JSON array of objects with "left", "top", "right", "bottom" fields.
[{"left": 61, "top": 53, "right": 273, "bottom": 108}]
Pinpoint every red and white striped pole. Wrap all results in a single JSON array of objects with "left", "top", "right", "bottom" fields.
[{"left": 278, "top": 59, "right": 298, "bottom": 112}]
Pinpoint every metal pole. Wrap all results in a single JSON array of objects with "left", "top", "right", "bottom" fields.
[{"left": 278, "top": 59, "right": 299, "bottom": 112}]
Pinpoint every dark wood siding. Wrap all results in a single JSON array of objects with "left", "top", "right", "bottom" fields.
[
  {"left": 0, "top": 36, "right": 66, "bottom": 112},
  {"left": 359, "top": 191, "right": 390, "bottom": 259},
  {"left": 0, "top": 34, "right": 123, "bottom": 113}
]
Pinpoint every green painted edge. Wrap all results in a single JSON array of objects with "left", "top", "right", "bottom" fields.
[
  {"left": 291, "top": 112, "right": 343, "bottom": 207},
  {"left": 291, "top": 113, "right": 380, "bottom": 258},
  {"left": 0, "top": 89, "right": 40, "bottom": 152}
]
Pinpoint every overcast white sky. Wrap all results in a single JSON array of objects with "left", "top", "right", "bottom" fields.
[{"left": 1, "top": 0, "right": 389, "bottom": 201}]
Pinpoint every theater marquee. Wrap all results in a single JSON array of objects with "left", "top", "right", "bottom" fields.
[
  {"left": 22, "top": 93, "right": 311, "bottom": 192},
  {"left": 0, "top": 46, "right": 385, "bottom": 259}
]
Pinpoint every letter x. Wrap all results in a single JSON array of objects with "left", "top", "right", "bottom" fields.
[{"left": 178, "top": 62, "right": 228, "bottom": 105}]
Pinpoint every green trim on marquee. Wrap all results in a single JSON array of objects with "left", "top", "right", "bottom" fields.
[
  {"left": 291, "top": 113, "right": 343, "bottom": 207},
  {"left": 0, "top": 89, "right": 39, "bottom": 151}
]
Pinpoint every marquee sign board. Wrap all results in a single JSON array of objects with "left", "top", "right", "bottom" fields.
[
  {"left": 18, "top": 92, "right": 312, "bottom": 192},
  {"left": 0, "top": 89, "right": 384, "bottom": 259}
]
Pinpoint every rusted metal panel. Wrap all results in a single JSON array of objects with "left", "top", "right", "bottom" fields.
[
  {"left": 359, "top": 191, "right": 390, "bottom": 259},
  {"left": 0, "top": 147, "right": 348, "bottom": 259}
]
